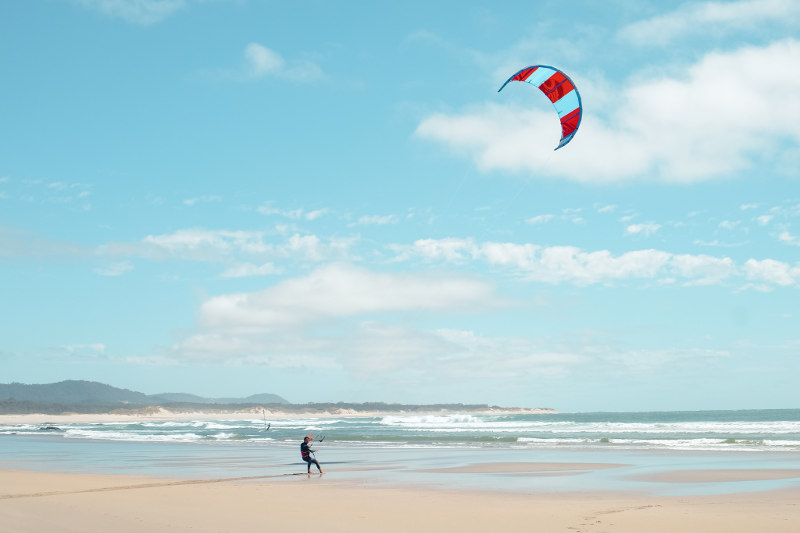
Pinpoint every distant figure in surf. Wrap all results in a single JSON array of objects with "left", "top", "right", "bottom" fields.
[{"left": 301, "top": 436, "right": 323, "bottom": 474}]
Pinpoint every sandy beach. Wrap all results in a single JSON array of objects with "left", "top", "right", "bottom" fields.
[
  {"left": 2, "top": 468, "right": 799, "bottom": 533},
  {"left": 3, "top": 410, "right": 800, "bottom": 531}
]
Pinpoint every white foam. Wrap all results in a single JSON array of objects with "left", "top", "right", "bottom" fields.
[
  {"left": 380, "top": 414, "right": 485, "bottom": 427},
  {"left": 64, "top": 429, "right": 203, "bottom": 443}
]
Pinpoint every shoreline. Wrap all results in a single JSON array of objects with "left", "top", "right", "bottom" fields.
[
  {"left": 3, "top": 429, "right": 800, "bottom": 496},
  {"left": 2, "top": 467, "right": 799, "bottom": 532},
  {"left": 4, "top": 409, "right": 799, "bottom": 508}
]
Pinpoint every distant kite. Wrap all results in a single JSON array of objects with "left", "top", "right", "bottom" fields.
[{"left": 498, "top": 65, "right": 582, "bottom": 150}]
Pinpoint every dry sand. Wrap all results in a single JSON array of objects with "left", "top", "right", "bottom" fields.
[{"left": 2, "top": 468, "right": 799, "bottom": 533}]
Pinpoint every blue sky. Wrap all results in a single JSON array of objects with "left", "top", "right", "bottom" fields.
[{"left": 1, "top": 0, "right": 799, "bottom": 411}]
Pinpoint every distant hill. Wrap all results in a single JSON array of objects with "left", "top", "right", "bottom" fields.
[
  {"left": 150, "top": 392, "right": 288, "bottom": 405},
  {"left": 147, "top": 392, "right": 209, "bottom": 404},
  {"left": 0, "top": 380, "right": 289, "bottom": 413},
  {"left": 0, "top": 380, "right": 151, "bottom": 405}
]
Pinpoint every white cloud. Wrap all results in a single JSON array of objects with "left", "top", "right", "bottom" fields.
[
  {"left": 99, "top": 228, "right": 358, "bottom": 271},
  {"left": 355, "top": 214, "right": 400, "bottom": 226},
  {"left": 241, "top": 43, "right": 323, "bottom": 82},
  {"left": 60, "top": 343, "right": 107, "bottom": 359},
  {"left": 0, "top": 227, "right": 89, "bottom": 259},
  {"left": 245, "top": 43, "right": 285, "bottom": 77},
  {"left": 620, "top": 0, "right": 800, "bottom": 46},
  {"left": 220, "top": 262, "right": 281, "bottom": 279},
  {"left": 415, "top": 40, "right": 800, "bottom": 183},
  {"left": 390, "top": 237, "right": 481, "bottom": 264},
  {"left": 7, "top": 179, "right": 93, "bottom": 210},
  {"left": 626, "top": 222, "right": 662, "bottom": 237},
  {"left": 162, "top": 263, "right": 751, "bottom": 382},
  {"left": 198, "top": 263, "right": 498, "bottom": 331},
  {"left": 183, "top": 195, "right": 222, "bottom": 206},
  {"left": 166, "top": 263, "right": 573, "bottom": 378},
  {"left": 168, "top": 330, "right": 340, "bottom": 367},
  {"left": 345, "top": 323, "right": 452, "bottom": 375},
  {"left": 94, "top": 261, "right": 134, "bottom": 276},
  {"left": 600, "top": 347, "right": 729, "bottom": 372},
  {"left": 137, "top": 229, "right": 269, "bottom": 260},
  {"left": 305, "top": 209, "right": 329, "bottom": 221},
  {"left": 258, "top": 203, "right": 328, "bottom": 221},
  {"left": 416, "top": 103, "right": 568, "bottom": 173},
  {"left": 390, "top": 238, "right": 752, "bottom": 287},
  {"left": 525, "top": 214, "right": 554, "bottom": 224},
  {"left": 170, "top": 305, "right": 729, "bottom": 381},
  {"left": 258, "top": 204, "right": 305, "bottom": 219},
  {"left": 75, "top": 0, "right": 189, "bottom": 25},
  {"left": 778, "top": 230, "right": 800, "bottom": 246},
  {"left": 669, "top": 254, "right": 736, "bottom": 286},
  {"left": 525, "top": 247, "right": 673, "bottom": 285},
  {"left": 429, "top": 329, "right": 586, "bottom": 379},
  {"left": 743, "top": 258, "right": 800, "bottom": 286},
  {"left": 168, "top": 265, "right": 507, "bottom": 370},
  {"left": 171, "top": 317, "right": 590, "bottom": 378}
]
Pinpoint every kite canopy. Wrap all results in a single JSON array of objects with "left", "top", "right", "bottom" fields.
[{"left": 498, "top": 65, "right": 582, "bottom": 150}]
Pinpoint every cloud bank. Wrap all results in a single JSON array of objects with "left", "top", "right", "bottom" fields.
[
  {"left": 166, "top": 263, "right": 735, "bottom": 384},
  {"left": 390, "top": 238, "right": 800, "bottom": 288}
]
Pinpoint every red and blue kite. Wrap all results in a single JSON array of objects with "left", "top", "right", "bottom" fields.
[{"left": 498, "top": 65, "right": 582, "bottom": 150}]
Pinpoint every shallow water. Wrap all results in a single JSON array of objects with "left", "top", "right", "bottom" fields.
[{"left": 2, "top": 410, "right": 800, "bottom": 496}]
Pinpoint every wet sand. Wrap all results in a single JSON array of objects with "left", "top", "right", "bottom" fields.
[
  {"left": 2, "top": 467, "right": 800, "bottom": 532},
  {"left": 629, "top": 468, "right": 800, "bottom": 483},
  {"left": 422, "top": 461, "right": 630, "bottom": 473}
]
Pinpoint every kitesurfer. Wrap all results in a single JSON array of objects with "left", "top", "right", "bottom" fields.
[{"left": 300, "top": 435, "right": 323, "bottom": 474}]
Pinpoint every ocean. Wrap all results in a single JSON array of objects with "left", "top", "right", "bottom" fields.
[
  {"left": 3, "top": 409, "right": 798, "bottom": 451},
  {"left": 2, "top": 409, "right": 799, "bottom": 495}
]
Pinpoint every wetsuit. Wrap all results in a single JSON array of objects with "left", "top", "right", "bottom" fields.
[{"left": 301, "top": 441, "right": 322, "bottom": 473}]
